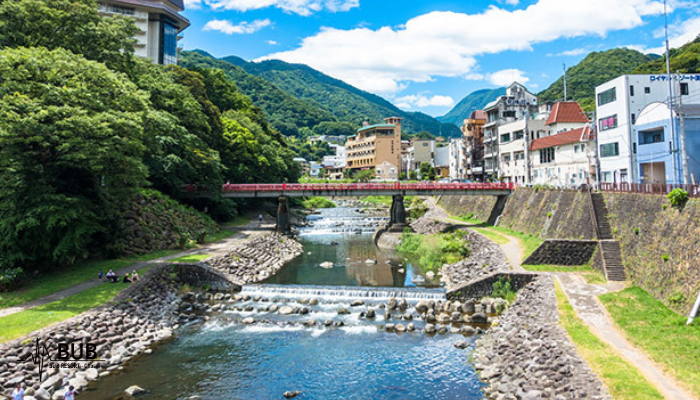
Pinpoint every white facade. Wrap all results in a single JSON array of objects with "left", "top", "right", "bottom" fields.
[
  {"left": 497, "top": 119, "right": 547, "bottom": 184},
  {"left": 375, "top": 161, "right": 399, "bottom": 181},
  {"left": 322, "top": 144, "right": 347, "bottom": 168},
  {"left": 99, "top": 0, "right": 189, "bottom": 65},
  {"left": 449, "top": 138, "right": 467, "bottom": 180},
  {"left": 531, "top": 131, "right": 596, "bottom": 187},
  {"left": 595, "top": 74, "right": 700, "bottom": 183}
]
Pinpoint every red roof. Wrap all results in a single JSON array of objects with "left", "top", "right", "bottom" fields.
[
  {"left": 469, "top": 110, "right": 487, "bottom": 120},
  {"left": 545, "top": 101, "right": 589, "bottom": 126},
  {"left": 530, "top": 126, "right": 594, "bottom": 151}
]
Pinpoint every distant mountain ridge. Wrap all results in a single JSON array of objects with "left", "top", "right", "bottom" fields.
[
  {"left": 438, "top": 88, "right": 505, "bottom": 126},
  {"left": 182, "top": 50, "right": 461, "bottom": 138}
]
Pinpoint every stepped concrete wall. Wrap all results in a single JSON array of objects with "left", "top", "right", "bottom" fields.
[
  {"left": 603, "top": 193, "right": 700, "bottom": 314},
  {"left": 523, "top": 240, "right": 598, "bottom": 266},
  {"left": 440, "top": 188, "right": 700, "bottom": 314}
]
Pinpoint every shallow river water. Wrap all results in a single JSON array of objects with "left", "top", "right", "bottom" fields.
[{"left": 79, "top": 205, "right": 485, "bottom": 400}]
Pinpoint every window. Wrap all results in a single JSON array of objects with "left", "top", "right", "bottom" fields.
[
  {"left": 597, "top": 87, "right": 616, "bottom": 106},
  {"left": 539, "top": 148, "right": 555, "bottom": 164},
  {"left": 599, "top": 115, "right": 618, "bottom": 131},
  {"left": 514, "top": 130, "right": 524, "bottom": 140},
  {"left": 644, "top": 87, "right": 651, "bottom": 94},
  {"left": 681, "top": 82, "right": 689, "bottom": 96},
  {"left": 600, "top": 143, "right": 620, "bottom": 158},
  {"left": 639, "top": 128, "right": 664, "bottom": 145},
  {"left": 631, "top": 113, "right": 636, "bottom": 125},
  {"left": 422, "top": 143, "right": 429, "bottom": 147},
  {"left": 630, "top": 85, "right": 635, "bottom": 96},
  {"left": 574, "top": 144, "right": 582, "bottom": 153},
  {"left": 515, "top": 152, "right": 525, "bottom": 160},
  {"left": 620, "top": 169, "right": 628, "bottom": 182},
  {"left": 500, "top": 133, "right": 511, "bottom": 143},
  {"left": 602, "top": 171, "right": 613, "bottom": 182},
  {"left": 106, "top": 4, "right": 135, "bottom": 15},
  {"left": 162, "top": 22, "right": 178, "bottom": 65},
  {"left": 502, "top": 110, "right": 516, "bottom": 118}
]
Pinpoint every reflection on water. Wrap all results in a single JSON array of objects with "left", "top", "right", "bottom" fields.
[
  {"left": 264, "top": 206, "right": 438, "bottom": 287},
  {"left": 80, "top": 322, "right": 485, "bottom": 400}
]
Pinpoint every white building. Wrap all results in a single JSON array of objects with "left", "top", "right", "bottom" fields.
[
  {"left": 375, "top": 161, "right": 399, "bottom": 181},
  {"left": 497, "top": 118, "right": 548, "bottom": 184},
  {"left": 434, "top": 145, "right": 451, "bottom": 178},
  {"left": 530, "top": 126, "right": 596, "bottom": 187},
  {"left": 595, "top": 73, "right": 700, "bottom": 183},
  {"left": 448, "top": 138, "right": 467, "bottom": 180},
  {"left": 98, "top": 0, "right": 189, "bottom": 65},
  {"left": 322, "top": 144, "right": 347, "bottom": 168}
]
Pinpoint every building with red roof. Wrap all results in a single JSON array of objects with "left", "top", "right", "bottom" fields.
[{"left": 530, "top": 126, "right": 597, "bottom": 186}]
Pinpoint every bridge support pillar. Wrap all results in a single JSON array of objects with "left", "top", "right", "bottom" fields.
[
  {"left": 388, "top": 195, "right": 407, "bottom": 232},
  {"left": 276, "top": 196, "right": 290, "bottom": 233}
]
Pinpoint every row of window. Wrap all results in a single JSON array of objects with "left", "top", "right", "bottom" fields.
[{"left": 598, "top": 83, "right": 690, "bottom": 107}]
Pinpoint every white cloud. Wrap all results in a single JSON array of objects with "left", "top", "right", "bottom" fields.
[
  {"left": 201, "top": 0, "right": 358, "bottom": 16},
  {"left": 203, "top": 19, "right": 272, "bottom": 35},
  {"left": 549, "top": 48, "right": 589, "bottom": 57},
  {"left": 394, "top": 94, "right": 455, "bottom": 109},
  {"left": 267, "top": 40, "right": 280, "bottom": 45},
  {"left": 636, "top": 16, "right": 700, "bottom": 54},
  {"left": 258, "top": 0, "right": 667, "bottom": 93},
  {"left": 504, "top": 0, "right": 520, "bottom": 5},
  {"left": 184, "top": 0, "right": 203, "bottom": 9},
  {"left": 487, "top": 69, "right": 530, "bottom": 86}
]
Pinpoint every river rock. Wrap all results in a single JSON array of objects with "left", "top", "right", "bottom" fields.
[
  {"left": 278, "top": 306, "right": 294, "bottom": 315},
  {"left": 437, "top": 314, "right": 451, "bottom": 324},
  {"left": 309, "top": 299, "right": 319, "bottom": 306},
  {"left": 426, "top": 271, "right": 435, "bottom": 280},
  {"left": 283, "top": 390, "right": 301, "bottom": 399},
  {"left": 319, "top": 262, "right": 334, "bottom": 269},
  {"left": 125, "top": 385, "right": 146, "bottom": 396},
  {"left": 395, "top": 324, "right": 406, "bottom": 333},
  {"left": 407, "top": 323, "right": 415, "bottom": 332},
  {"left": 387, "top": 298, "right": 397, "bottom": 310},
  {"left": 398, "top": 299, "right": 408, "bottom": 310},
  {"left": 454, "top": 341, "right": 469, "bottom": 349},
  {"left": 242, "top": 317, "right": 255, "bottom": 324},
  {"left": 337, "top": 307, "right": 351, "bottom": 315},
  {"left": 425, "top": 324, "right": 436, "bottom": 334},
  {"left": 385, "top": 323, "right": 395, "bottom": 332},
  {"left": 350, "top": 300, "right": 365, "bottom": 307},
  {"left": 365, "top": 259, "right": 377, "bottom": 264},
  {"left": 415, "top": 300, "right": 429, "bottom": 313},
  {"left": 366, "top": 308, "right": 376, "bottom": 318},
  {"left": 470, "top": 313, "right": 488, "bottom": 324}
]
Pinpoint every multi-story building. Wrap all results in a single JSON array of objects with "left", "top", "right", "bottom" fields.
[
  {"left": 346, "top": 117, "right": 402, "bottom": 173},
  {"left": 375, "top": 161, "right": 399, "bottom": 181},
  {"left": 483, "top": 83, "right": 539, "bottom": 180},
  {"left": 530, "top": 126, "right": 596, "bottom": 187},
  {"left": 434, "top": 145, "right": 450, "bottom": 178},
  {"left": 497, "top": 118, "right": 548, "bottom": 184},
  {"left": 322, "top": 144, "right": 346, "bottom": 168},
  {"left": 634, "top": 102, "right": 700, "bottom": 184},
  {"left": 405, "top": 138, "right": 436, "bottom": 176},
  {"left": 462, "top": 110, "right": 487, "bottom": 181},
  {"left": 448, "top": 138, "right": 467, "bottom": 180},
  {"left": 595, "top": 73, "right": 700, "bottom": 183},
  {"left": 98, "top": 0, "right": 189, "bottom": 65}
]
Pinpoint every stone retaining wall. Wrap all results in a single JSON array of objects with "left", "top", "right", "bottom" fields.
[
  {"left": 446, "top": 273, "right": 536, "bottom": 300},
  {"left": 170, "top": 263, "right": 242, "bottom": 292},
  {"left": 523, "top": 240, "right": 598, "bottom": 266},
  {"left": 474, "top": 275, "right": 610, "bottom": 400},
  {"left": 440, "top": 230, "right": 513, "bottom": 291}
]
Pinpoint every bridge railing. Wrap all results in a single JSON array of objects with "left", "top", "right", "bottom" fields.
[
  {"left": 221, "top": 182, "right": 515, "bottom": 192},
  {"left": 598, "top": 183, "right": 700, "bottom": 197}
]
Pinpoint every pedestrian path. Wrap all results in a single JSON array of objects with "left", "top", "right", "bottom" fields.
[
  {"left": 0, "top": 217, "right": 276, "bottom": 318},
  {"left": 430, "top": 201, "right": 696, "bottom": 400}
]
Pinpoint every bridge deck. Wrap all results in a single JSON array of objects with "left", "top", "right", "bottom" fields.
[{"left": 207, "top": 183, "right": 514, "bottom": 198}]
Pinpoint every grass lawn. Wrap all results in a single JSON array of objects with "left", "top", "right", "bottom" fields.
[
  {"left": 555, "top": 281, "right": 664, "bottom": 400},
  {"left": 0, "top": 276, "right": 145, "bottom": 343},
  {"left": 599, "top": 287, "right": 700, "bottom": 397},
  {"left": 361, "top": 195, "right": 392, "bottom": 207},
  {"left": 169, "top": 254, "right": 211, "bottom": 263},
  {"left": 206, "top": 229, "right": 236, "bottom": 242},
  {"left": 0, "top": 250, "right": 183, "bottom": 310},
  {"left": 222, "top": 214, "right": 251, "bottom": 227}
]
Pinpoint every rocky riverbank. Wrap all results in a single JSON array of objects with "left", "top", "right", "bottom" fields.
[
  {"left": 473, "top": 275, "right": 610, "bottom": 400},
  {"left": 0, "top": 265, "right": 188, "bottom": 400},
  {"left": 207, "top": 233, "right": 303, "bottom": 284},
  {"left": 441, "top": 230, "right": 512, "bottom": 291}
]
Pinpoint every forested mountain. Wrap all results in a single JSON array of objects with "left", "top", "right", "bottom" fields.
[
  {"left": 438, "top": 88, "right": 505, "bottom": 126},
  {"left": 634, "top": 35, "right": 700, "bottom": 74},
  {"left": 538, "top": 48, "right": 654, "bottom": 111},
  {"left": 183, "top": 51, "right": 461, "bottom": 138}
]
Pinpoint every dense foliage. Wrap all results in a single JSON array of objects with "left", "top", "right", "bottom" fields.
[
  {"left": 289, "top": 139, "right": 333, "bottom": 162},
  {"left": 634, "top": 35, "right": 700, "bottom": 74},
  {"left": 538, "top": 49, "right": 653, "bottom": 111},
  {"left": 438, "top": 87, "right": 504, "bottom": 126},
  {"left": 182, "top": 50, "right": 462, "bottom": 138},
  {"left": 398, "top": 230, "right": 470, "bottom": 273},
  {"left": 0, "top": 0, "right": 301, "bottom": 280}
]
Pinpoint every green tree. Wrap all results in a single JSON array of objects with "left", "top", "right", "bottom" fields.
[
  {"left": 352, "top": 169, "right": 375, "bottom": 183},
  {"left": 0, "top": 0, "right": 137, "bottom": 73},
  {"left": 0, "top": 47, "right": 150, "bottom": 270},
  {"left": 419, "top": 162, "right": 436, "bottom": 181}
]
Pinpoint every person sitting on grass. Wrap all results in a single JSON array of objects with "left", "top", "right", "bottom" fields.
[
  {"left": 122, "top": 274, "right": 131, "bottom": 283},
  {"left": 106, "top": 269, "right": 117, "bottom": 283},
  {"left": 98, "top": 270, "right": 103, "bottom": 281},
  {"left": 131, "top": 270, "right": 139, "bottom": 282}
]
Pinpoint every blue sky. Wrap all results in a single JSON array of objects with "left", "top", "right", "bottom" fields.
[{"left": 181, "top": 0, "right": 700, "bottom": 117}]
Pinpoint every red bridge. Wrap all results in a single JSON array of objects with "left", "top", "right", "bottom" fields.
[{"left": 218, "top": 182, "right": 515, "bottom": 198}]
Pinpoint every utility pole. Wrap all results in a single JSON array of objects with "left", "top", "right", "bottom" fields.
[
  {"left": 677, "top": 71, "right": 689, "bottom": 184},
  {"left": 525, "top": 112, "right": 531, "bottom": 184},
  {"left": 664, "top": 0, "right": 679, "bottom": 183},
  {"left": 590, "top": 111, "right": 601, "bottom": 187},
  {"left": 563, "top": 63, "right": 568, "bottom": 101}
]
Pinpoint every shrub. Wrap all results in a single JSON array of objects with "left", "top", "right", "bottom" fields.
[
  {"left": 634, "top": 227, "right": 640, "bottom": 235},
  {"left": 661, "top": 253, "right": 670, "bottom": 262},
  {"left": 547, "top": 211, "right": 553, "bottom": 218},
  {"left": 492, "top": 277, "right": 517, "bottom": 303},
  {"left": 667, "top": 188, "right": 689, "bottom": 208},
  {"left": 398, "top": 231, "right": 470, "bottom": 273},
  {"left": 0, "top": 267, "right": 25, "bottom": 292}
]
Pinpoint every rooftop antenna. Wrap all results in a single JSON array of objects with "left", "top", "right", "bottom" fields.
[
  {"left": 663, "top": 0, "right": 679, "bottom": 183},
  {"left": 563, "top": 62, "right": 568, "bottom": 101}
]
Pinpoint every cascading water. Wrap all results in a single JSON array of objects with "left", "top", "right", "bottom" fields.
[{"left": 79, "top": 202, "right": 486, "bottom": 399}]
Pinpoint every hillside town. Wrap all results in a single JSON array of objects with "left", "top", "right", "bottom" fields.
[{"left": 298, "top": 78, "right": 700, "bottom": 187}]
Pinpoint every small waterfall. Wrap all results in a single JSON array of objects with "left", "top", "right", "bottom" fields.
[{"left": 240, "top": 284, "right": 446, "bottom": 301}]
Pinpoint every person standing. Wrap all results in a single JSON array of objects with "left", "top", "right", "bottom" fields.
[
  {"left": 64, "top": 385, "right": 75, "bottom": 400},
  {"left": 12, "top": 384, "right": 24, "bottom": 400},
  {"left": 259, "top": 214, "right": 263, "bottom": 224}
]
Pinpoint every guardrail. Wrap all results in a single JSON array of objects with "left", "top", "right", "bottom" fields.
[
  {"left": 598, "top": 183, "right": 700, "bottom": 197},
  {"left": 218, "top": 182, "right": 515, "bottom": 192}
]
